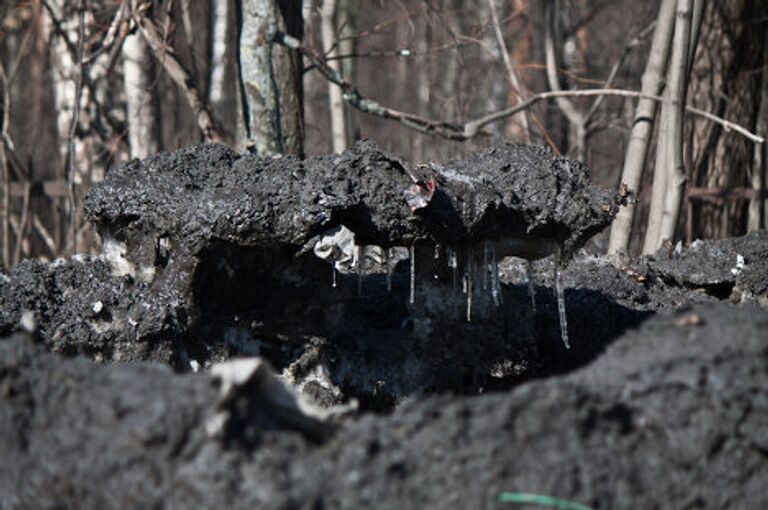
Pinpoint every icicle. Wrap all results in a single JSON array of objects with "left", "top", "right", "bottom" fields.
[
  {"left": 553, "top": 257, "right": 570, "bottom": 349},
  {"left": 466, "top": 246, "right": 473, "bottom": 322},
  {"left": 490, "top": 243, "right": 502, "bottom": 307},
  {"left": 525, "top": 260, "right": 536, "bottom": 313},
  {"left": 355, "top": 245, "right": 364, "bottom": 297},
  {"left": 409, "top": 243, "right": 416, "bottom": 305},
  {"left": 332, "top": 266, "right": 337, "bottom": 288},
  {"left": 448, "top": 245, "right": 459, "bottom": 316},
  {"left": 385, "top": 249, "right": 392, "bottom": 292},
  {"left": 433, "top": 244, "right": 440, "bottom": 280},
  {"left": 448, "top": 246, "right": 458, "bottom": 289},
  {"left": 482, "top": 241, "right": 490, "bottom": 291}
]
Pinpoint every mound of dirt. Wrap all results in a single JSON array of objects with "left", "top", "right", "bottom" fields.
[
  {"left": 1, "top": 303, "right": 766, "bottom": 509},
  {"left": 1, "top": 142, "right": 766, "bottom": 509}
]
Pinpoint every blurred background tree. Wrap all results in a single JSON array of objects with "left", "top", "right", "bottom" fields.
[{"left": 0, "top": 0, "right": 765, "bottom": 268}]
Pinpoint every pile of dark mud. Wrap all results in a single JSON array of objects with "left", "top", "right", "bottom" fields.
[
  {"left": 1, "top": 142, "right": 767, "bottom": 509},
  {"left": 3, "top": 302, "right": 767, "bottom": 509}
]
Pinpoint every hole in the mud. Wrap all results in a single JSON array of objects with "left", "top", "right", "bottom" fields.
[
  {"left": 700, "top": 281, "right": 736, "bottom": 300},
  {"left": 186, "top": 241, "right": 651, "bottom": 413}
]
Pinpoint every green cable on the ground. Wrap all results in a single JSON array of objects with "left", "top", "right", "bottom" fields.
[{"left": 498, "top": 492, "right": 594, "bottom": 510}]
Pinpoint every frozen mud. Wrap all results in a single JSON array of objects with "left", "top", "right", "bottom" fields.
[
  {"left": 0, "top": 142, "right": 767, "bottom": 509},
  {"left": 1, "top": 303, "right": 767, "bottom": 509}
]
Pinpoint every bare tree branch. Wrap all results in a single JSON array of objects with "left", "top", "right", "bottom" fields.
[
  {"left": 585, "top": 20, "right": 656, "bottom": 126},
  {"left": 278, "top": 30, "right": 764, "bottom": 146}
]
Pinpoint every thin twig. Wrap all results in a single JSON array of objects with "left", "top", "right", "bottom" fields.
[
  {"left": 82, "top": 2, "right": 127, "bottom": 65},
  {"left": 585, "top": 20, "right": 656, "bottom": 124},
  {"left": 487, "top": 0, "right": 530, "bottom": 142},
  {"left": 13, "top": 182, "right": 30, "bottom": 265},
  {"left": 32, "top": 214, "right": 58, "bottom": 256},
  {"left": 466, "top": 89, "right": 764, "bottom": 143}
]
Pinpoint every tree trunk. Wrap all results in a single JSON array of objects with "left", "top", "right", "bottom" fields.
[
  {"left": 544, "top": 0, "right": 585, "bottom": 160},
  {"left": 236, "top": 0, "right": 304, "bottom": 156},
  {"left": 488, "top": 0, "right": 530, "bottom": 144},
  {"left": 748, "top": 35, "right": 768, "bottom": 232},
  {"left": 643, "top": 89, "right": 671, "bottom": 254},
  {"left": 607, "top": 0, "right": 676, "bottom": 256},
  {"left": 123, "top": 32, "right": 161, "bottom": 158},
  {"left": 44, "top": 0, "right": 83, "bottom": 255},
  {"left": 320, "top": 0, "right": 347, "bottom": 154},
  {"left": 687, "top": 0, "right": 766, "bottom": 241},
  {"left": 209, "top": 0, "right": 231, "bottom": 111},
  {"left": 336, "top": 0, "right": 358, "bottom": 147},
  {"left": 656, "top": 0, "right": 693, "bottom": 248}
]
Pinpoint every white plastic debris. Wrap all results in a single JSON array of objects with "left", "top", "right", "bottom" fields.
[{"left": 313, "top": 225, "right": 357, "bottom": 271}]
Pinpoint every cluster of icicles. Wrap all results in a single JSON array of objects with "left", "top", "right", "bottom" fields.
[{"left": 314, "top": 226, "right": 570, "bottom": 348}]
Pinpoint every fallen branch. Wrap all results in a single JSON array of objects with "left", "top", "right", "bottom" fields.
[{"left": 274, "top": 32, "right": 764, "bottom": 145}]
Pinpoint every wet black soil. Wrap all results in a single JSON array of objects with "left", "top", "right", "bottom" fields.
[{"left": 1, "top": 142, "right": 767, "bottom": 509}]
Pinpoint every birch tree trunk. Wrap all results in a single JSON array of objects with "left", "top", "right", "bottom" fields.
[
  {"left": 209, "top": 0, "right": 230, "bottom": 111},
  {"left": 236, "top": 0, "right": 304, "bottom": 156},
  {"left": 642, "top": 91, "right": 670, "bottom": 254},
  {"left": 644, "top": 0, "right": 693, "bottom": 254},
  {"left": 44, "top": 1, "right": 79, "bottom": 173},
  {"left": 123, "top": 33, "right": 161, "bottom": 158},
  {"left": 44, "top": 0, "right": 84, "bottom": 255},
  {"left": 607, "top": 0, "right": 676, "bottom": 255},
  {"left": 657, "top": 0, "right": 694, "bottom": 246},
  {"left": 320, "top": 0, "right": 347, "bottom": 154}
]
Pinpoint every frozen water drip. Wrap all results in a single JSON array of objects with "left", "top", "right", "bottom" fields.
[
  {"left": 466, "top": 246, "right": 473, "bottom": 322},
  {"left": 490, "top": 243, "right": 502, "bottom": 307},
  {"left": 525, "top": 260, "right": 536, "bottom": 313},
  {"left": 553, "top": 260, "right": 570, "bottom": 349},
  {"left": 409, "top": 243, "right": 416, "bottom": 305}
]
